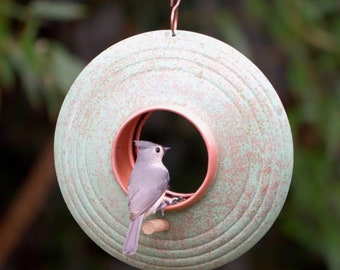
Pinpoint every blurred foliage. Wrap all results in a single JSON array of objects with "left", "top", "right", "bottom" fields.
[
  {"left": 242, "top": 1, "right": 340, "bottom": 269},
  {"left": 205, "top": 1, "right": 340, "bottom": 269},
  {"left": 0, "top": 0, "right": 340, "bottom": 269},
  {"left": 0, "top": 0, "right": 85, "bottom": 118}
]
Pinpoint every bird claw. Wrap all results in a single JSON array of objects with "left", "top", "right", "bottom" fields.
[
  {"left": 157, "top": 202, "right": 168, "bottom": 216},
  {"left": 168, "top": 197, "right": 185, "bottom": 204},
  {"left": 157, "top": 197, "right": 185, "bottom": 216}
]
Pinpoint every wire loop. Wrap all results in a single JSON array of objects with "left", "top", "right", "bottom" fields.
[{"left": 170, "top": 0, "right": 181, "bottom": 36}]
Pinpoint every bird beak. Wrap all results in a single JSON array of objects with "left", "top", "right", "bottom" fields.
[{"left": 163, "top": 146, "right": 171, "bottom": 152}]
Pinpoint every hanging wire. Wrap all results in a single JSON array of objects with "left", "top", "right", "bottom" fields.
[{"left": 170, "top": 0, "right": 181, "bottom": 36}]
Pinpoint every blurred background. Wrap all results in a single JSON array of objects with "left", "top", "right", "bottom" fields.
[{"left": 0, "top": 0, "right": 339, "bottom": 269}]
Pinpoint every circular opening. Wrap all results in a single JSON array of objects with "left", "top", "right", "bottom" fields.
[
  {"left": 112, "top": 105, "right": 217, "bottom": 210},
  {"left": 140, "top": 111, "right": 207, "bottom": 194}
]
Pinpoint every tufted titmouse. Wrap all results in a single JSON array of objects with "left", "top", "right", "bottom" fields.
[{"left": 122, "top": 140, "right": 171, "bottom": 255}]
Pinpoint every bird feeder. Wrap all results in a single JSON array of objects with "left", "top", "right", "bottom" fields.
[{"left": 54, "top": 29, "right": 293, "bottom": 269}]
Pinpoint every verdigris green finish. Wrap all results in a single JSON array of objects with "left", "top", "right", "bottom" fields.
[{"left": 54, "top": 30, "right": 293, "bottom": 269}]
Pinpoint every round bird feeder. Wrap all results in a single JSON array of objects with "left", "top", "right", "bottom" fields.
[{"left": 54, "top": 30, "right": 293, "bottom": 269}]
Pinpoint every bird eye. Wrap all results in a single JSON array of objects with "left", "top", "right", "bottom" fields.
[{"left": 155, "top": 147, "right": 161, "bottom": 153}]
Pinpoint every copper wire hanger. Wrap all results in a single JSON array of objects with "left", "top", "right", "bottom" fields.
[{"left": 170, "top": 0, "right": 181, "bottom": 36}]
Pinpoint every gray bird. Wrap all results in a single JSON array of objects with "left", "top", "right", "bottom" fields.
[{"left": 122, "top": 140, "right": 170, "bottom": 255}]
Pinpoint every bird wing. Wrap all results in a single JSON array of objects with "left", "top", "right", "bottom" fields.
[{"left": 128, "top": 165, "right": 169, "bottom": 221}]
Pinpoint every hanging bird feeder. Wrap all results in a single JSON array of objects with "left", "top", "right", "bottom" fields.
[{"left": 54, "top": 2, "right": 293, "bottom": 269}]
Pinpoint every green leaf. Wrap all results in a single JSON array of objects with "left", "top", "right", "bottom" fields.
[
  {"left": 214, "top": 11, "right": 251, "bottom": 58},
  {"left": 28, "top": 0, "right": 87, "bottom": 21},
  {"left": 49, "top": 43, "right": 85, "bottom": 95}
]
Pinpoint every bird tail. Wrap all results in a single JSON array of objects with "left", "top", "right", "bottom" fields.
[{"left": 123, "top": 215, "right": 144, "bottom": 255}]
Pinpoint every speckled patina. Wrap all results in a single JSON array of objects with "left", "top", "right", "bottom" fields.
[{"left": 54, "top": 30, "right": 293, "bottom": 269}]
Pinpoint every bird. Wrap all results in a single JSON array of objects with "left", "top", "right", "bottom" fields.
[{"left": 122, "top": 140, "right": 171, "bottom": 255}]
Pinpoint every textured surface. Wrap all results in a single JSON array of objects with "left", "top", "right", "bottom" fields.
[{"left": 54, "top": 30, "right": 293, "bottom": 269}]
